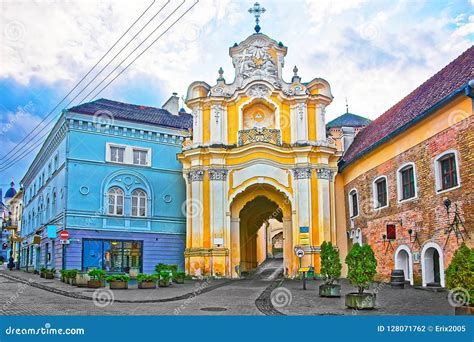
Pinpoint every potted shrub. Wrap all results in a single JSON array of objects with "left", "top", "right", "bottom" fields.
[
  {"left": 319, "top": 241, "right": 342, "bottom": 297},
  {"left": 345, "top": 243, "right": 377, "bottom": 309},
  {"left": 87, "top": 269, "right": 106, "bottom": 288},
  {"left": 106, "top": 274, "right": 130, "bottom": 290},
  {"left": 40, "top": 267, "right": 47, "bottom": 278},
  {"left": 60, "top": 270, "right": 67, "bottom": 282},
  {"left": 174, "top": 271, "right": 186, "bottom": 284},
  {"left": 44, "top": 268, "right": 55, "bottom": 279},
  {"left": 137, "top": 273, "right": 158, "bottom": 289},
  {"left": 76, "top": 271, "right": 90, "bottom": 288},
  {"left": 159, "top": 270, "right": 172, "bottom": 287},
  {"left": 68, "top": 270, "right": 78, "bottom": 285},
  {"left": 446, "top": 243, "right": 473, "bottom": 315}
]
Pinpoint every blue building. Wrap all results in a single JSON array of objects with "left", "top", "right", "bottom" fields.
[{"left": 20, "top": 96, "right": 191, "bottom": 274}]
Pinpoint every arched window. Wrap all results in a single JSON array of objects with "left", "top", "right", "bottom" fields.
[
  {"left": 131, "top": 189, "right": 147, "bottom": 217},
  {"left": 108, "top": 187, "right": 124, "bottom": 215},
  {"left": 348, "top": 189, "right": 359, "bottom": 218},
  {"left": 434, "top": 150, "right": 460, "bottom": 192},
  {"left": 397, "top": 163, "right": 417, "bottom": 202},
  {"left": 46, "top": 197, "right": 50, "bottom": 220},
  {"left": 52, "top": 192, "right": 57, "bottom": 216}
]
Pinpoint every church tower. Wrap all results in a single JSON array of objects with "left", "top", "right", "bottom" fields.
[{"left": 178, "top": 3, "right": 340, "bottom": 278}]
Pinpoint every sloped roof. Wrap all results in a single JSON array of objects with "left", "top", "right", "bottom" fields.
[
  {"left": 68, "top": 98, "right": 192, "bottom": 130},
  {"left": 327, "top": 113, "right": 371, "bottom": 129},
  {"left": 341, "top": 45, "right": 474, "bottom": 168}
]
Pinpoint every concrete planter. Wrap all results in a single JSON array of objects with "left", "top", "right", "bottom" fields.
[
  {"left": 174, "top": 276, "right": 185, "bottom": 284},
  {"left": 345, "top": 292, "right": 376, "bottom": 309},
  {"left": 109, "top": 281, "right": 128, "bottom": 290},
  {"left": 76, "top": 273, "right": 90, "bottom": 287},
  {"left": 138, "top": 281, "right": 157, "bottom": 289},
  {"left": 455, "top": 306, "right": 474, "bottom": 316},
  {"left": 87, "top": 280, "right": 105, "bottom": 288},
  {"left": 319, "top": 284, "right": 341, "bottom": 297},
  {"left": 159, "top": 279, "right": 171, "bottom": 287}
]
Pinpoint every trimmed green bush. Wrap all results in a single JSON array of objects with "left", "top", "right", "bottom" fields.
[
  {"left": 105, "top": 274, "right": 130, "bottom": 282},
  {"left": 446, "top": 243, "right": 474, "bottom": 306},
  {"left": 320, "top": 241, "right": 342, "bottom": 285},
  {"left": 88, "top": 269, "right": 106, "bottom": 280},
  {"left": 345, "top": 243, "right": 377, "bottom": 294},
  {"left": 136, "top": 274, "right": 157, "bottom": 282}
]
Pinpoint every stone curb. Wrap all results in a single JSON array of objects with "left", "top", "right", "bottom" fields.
[{"left": 0, "top": 272, "right": 231, "bottom": 304}]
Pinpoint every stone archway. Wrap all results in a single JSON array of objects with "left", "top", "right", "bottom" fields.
[
  {"left": 421, "top": 242, "right": 445, "bottom": 287},
  {"left": 229, "top": 183, "right": 293, "bottom": 278},
  {"left": 394, "top": 245, "right": 413, "bottom": 285}
]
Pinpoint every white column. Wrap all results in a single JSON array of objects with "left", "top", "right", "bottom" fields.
[
  {"left": 192, "top": 107, "right": 203, "bottom": 146},
  {"left": 283, "top": 217, "right": 293, "bottom": 276},
  {"left": 231, "top": 217, "right": 240, "bottom": 277},
  {"left": 292, "top": 102, "right": 308, "bottom": 143},
  {"left": 209, "top": 169, "right": 228, "bottom": 247},
  {"left": 316, "top": 103, "right": 327, "bottom": 141},
  {"left": 210, "top": 105, "right": 223, "bottom": 145},
  {"left": 292, "top": 167, "right": 312, "bottom": 240},
  {"left": 316, "top": 168, "right": 332, "bottom": 243},
  {"left": 188, "top": 170, "right": 204, "bottom": 247}
]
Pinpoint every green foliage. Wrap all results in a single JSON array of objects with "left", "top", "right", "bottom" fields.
[
  {"left": 159, "top": 270, "right": 172, "bottom": 280},
  {"left": 446, "top": 243, "right": 474, "bottom": 306},
  {"left": 136, "top": 274, "right": 158, "bottom": 282},
  {"left": 174, "top": 271, "right": 186, "bottom": 278},
  {"left": 60, "top": 270, "right": 67, "bottom": 277},
  {"left": 44, "top": 268, "right": 56, "bottom": 275},
  {"left": 345, "top": 243, "right": 377, "bottom": 294},
  {"left": 155, "top": 263, "right": 178, "bottom": 274},
  {"left": 64, "top": 270, "right": 78, "bottom": 278},
  {"left": 88, "top": 268, "right": 106, "bottom": 280},
  {"left": 320, "top": 241, "right": 342, "bottom": 285},
  {"left": 105, "top": 274, "right": 130, "bottom": 282}
]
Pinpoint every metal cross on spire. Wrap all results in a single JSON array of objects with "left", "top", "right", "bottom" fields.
[{"left": 248, "top": 2, "right": 266, "bottom": 33}]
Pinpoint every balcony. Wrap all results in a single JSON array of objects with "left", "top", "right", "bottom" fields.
[{"left": 238, "top": 128, "right": 281, "bottom": 146}]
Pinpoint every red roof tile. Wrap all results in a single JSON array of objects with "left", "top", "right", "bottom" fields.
[{"left": 341, "top": 45, "right": 474, "bottom": 168}]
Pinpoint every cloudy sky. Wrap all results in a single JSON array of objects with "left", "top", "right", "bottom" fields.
[{"left": 0, "top": 0, "right": 473, "bottom": 189}]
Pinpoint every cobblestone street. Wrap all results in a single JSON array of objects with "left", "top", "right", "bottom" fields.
[{"left": 0, "top": 270, "right": 454, "bottom": 316}]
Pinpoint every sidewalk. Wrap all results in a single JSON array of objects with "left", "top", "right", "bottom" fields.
[
  {"left": 0, "top": 270, "right": 230, "bottom": 303},
  {"left": 276, "top": 278, "right": 454, "bottom": 316}
]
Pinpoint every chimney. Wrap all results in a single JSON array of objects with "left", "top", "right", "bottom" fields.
[
  {"left": 341, "top": 126, "right": 355, "bottom": 152},
  {"left": 162, "top": 92, "right": 180, "bottom": 116}
]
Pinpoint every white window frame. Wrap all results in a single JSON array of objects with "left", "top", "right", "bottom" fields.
[
  {"left": 372, "top": 175, "right": 389, "bottom": 209},
  {"left": 131, "top": 189, "right": 147, "bottom": 217},
  {"left": 105, "top": 143, "right": 151, "bottom": 167},
  {"left": 348, "top": 188, "right": 359, "bottom": 218},
  {"left": 397, "top": 162, "right": 418, "bottom": 203},
  {"left": 132, "top": 148, "right": 149, "bottom": 166},
  {"left": 107, "top": 187, "right": 124, "bottom": 216},
  {"left": 434, "top": 149, "right": 461, "bottom": 194}
]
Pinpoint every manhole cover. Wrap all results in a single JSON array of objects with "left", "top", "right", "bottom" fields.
[{"left": 200, "top": 307, "right": 227, "bottom": 312}]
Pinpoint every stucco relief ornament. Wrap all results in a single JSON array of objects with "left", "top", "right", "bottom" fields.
[
  {"left": 297, "top": 103, "right": 305, "bottom": 121},
  {"left": 247, "top": 84, "right": 270, "bottom": 98},
  {"left": 187, "top": 170, "right": 204, "bottom": 182},
  {"left": 208, "top": 169, "right": 228, "bottom": 181},
  {"left": 292, "top": 167, "right": 312, "bottom": 179},
  {"left": 212, "top": 105, "right": 221, "bottom": 124},
  {"left": 316, "top": 168, "right": 333, "bottom": 180},
  {"left": 236, "top": 39, "right": 278, "bottom": 80}
]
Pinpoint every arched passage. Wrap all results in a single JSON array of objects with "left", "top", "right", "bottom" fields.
[
  {"left": 394, "top": 245, "right": 413, "bottom": 285},
  {"left": 421, "top": 242, "right": 445, "bottom": 287},
  {"left": 229, "top": 183, "right": 293, "bottom": 277}
]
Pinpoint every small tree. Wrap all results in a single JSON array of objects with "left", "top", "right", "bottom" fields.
[
  {"left": 345, "top": 243, "right": 377, "bottom": 294},
  {"left": 320, "top": 241, "right": 342, "bottom": 285},
  {"left": 446, "top": 243, "right": 474, "bottom": 306}
]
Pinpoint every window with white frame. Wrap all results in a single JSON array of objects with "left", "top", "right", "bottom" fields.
[
  {"left": 133, "top": 149, "right": 148, "bottom": 166},
  {"left": 107, "top": 187, "right": 124, "bottom": 215},
  {"left": 435, "top": 151, "right": 460, "bottom": 192},
  {"left": 106, "top": 143, "right": 151, "bottom": 167},
  {"left": 397, "top": 163, "right": 417, "bottom": 201},
  {"left": 131, "top": 189, "right": 147, "bottom": 217},
  {"left": 348, "top": 189, "right": 359, "bottom": 218},
  {"left": 110, "top": 146, "right": 125, "bottom": 163},
  {"left": 373, "top": 176, "right": 388, "bottom": 208}
]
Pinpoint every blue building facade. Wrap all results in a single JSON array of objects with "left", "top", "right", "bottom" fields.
[{"left": 20, "top": 98, "right": 191, "bottom": 274}]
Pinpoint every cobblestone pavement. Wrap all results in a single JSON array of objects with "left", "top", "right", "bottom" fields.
[{"left": 0, "top": 271, "right": 454, "bottom": 316}]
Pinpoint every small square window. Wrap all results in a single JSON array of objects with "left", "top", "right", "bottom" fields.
[
  {"left": 133, "top": 149, "right": 148, "bottom": 166},
  {"left": 110, "top": 146, "right": 125, "bottom": 163}
]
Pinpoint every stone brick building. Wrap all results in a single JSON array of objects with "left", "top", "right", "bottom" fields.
[{"left": 334, "top": 46, "right": 473, "bottom": 287}]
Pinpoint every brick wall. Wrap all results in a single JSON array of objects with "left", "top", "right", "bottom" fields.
[{"left": 343, "top": 116, "right": 473, "bottom": 284}]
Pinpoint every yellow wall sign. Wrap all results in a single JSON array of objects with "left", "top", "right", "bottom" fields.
[{"left": 298, "top": 267, "right": 310, "bottom": 272}]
